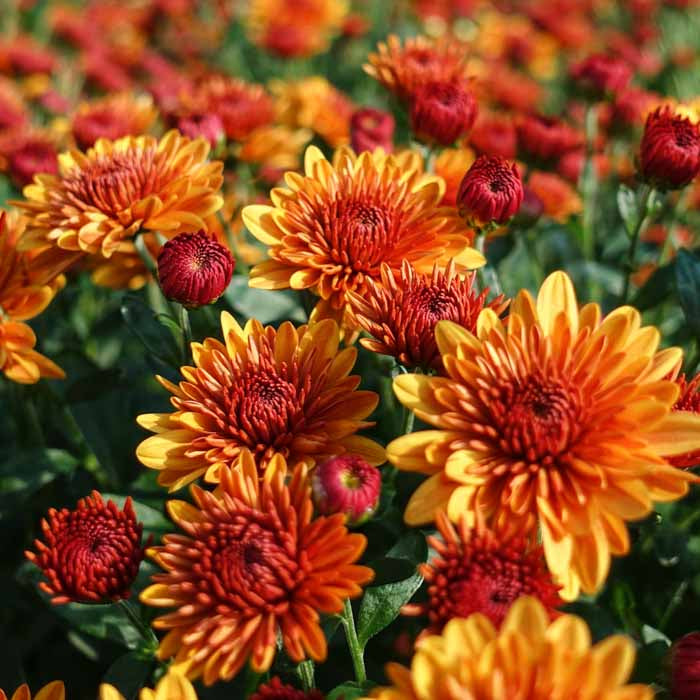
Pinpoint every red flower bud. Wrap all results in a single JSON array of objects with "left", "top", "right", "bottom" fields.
[
  {"left": 410, "top": 80, "right": 478, "bottom": 146},
  {"left": 350, "top": 107, "right": 395, "bottom": 153},
  {"left": 469, "top": 113, "right": 518, "bottom": 159},
  {"left": 250, "top": 677, "right": 323, "bottom": 700},
  {"left": 570, "top": 53, "right": 632, "bottom": 97},
  {"left": 671, "top": 632, "right": 700, "bottom": 700},
  {"left": 157, "top": 231, "right": 235, "bottom": 307},
  {"left": 312, "top": 455, "right": 382, "bottom": 526},
  {"left": 457, "top": 155, "right": 524, "bottom": 226},
  {"left": 517, "top": 114, "right": 582, "bottom": 162},
  {"left": 25, "top": 491, "right": 145, "bottom": 604},
  {"left": 639, "top": 107, "right": 700, "bottom": 190}
]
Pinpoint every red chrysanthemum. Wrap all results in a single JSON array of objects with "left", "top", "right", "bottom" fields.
[
  {"left": 468, "top": 112, "right": 518, "bottom": 159},
  {"left": 570, "top": 53, "right": 633, "bottom": 97},
  {"left": 457, "top": 154, "right": 524, "bottom": 226},
  {"left": 347, "top": 260, "right": 505, "bottom": 371},
  {"left": 402, "top": 511, "right": 562, "bottom": 636},
  {"left": 517, "top": 114, "right": 582, "bottom": 162},
  {"left": 250, "top": 677, "right": 324, "bottom": 700},
  {"left": 25, "top": 491, "right": 145, "bottom": 605},
  {"left": 409, "top": 80, "right": 478, "bottom": 146},
  {"left": 350, "top": 107, "right": 395, "bottom": 154},
  {"left": 141, "top": 451, "right": 373, "bottom": 684},
  {"left": 157, "top": 230, "right": 235, "bottom": 307},
  {"left": 312, "top": 454, "right": 382, "bottom": 526},
  {"left": 613, "top": 87, "right": 660, "bottom": 127},
  {"left": 669, "top": 373, "right": 700, "bottom": 468},
  {"left": 0, "top": 129, "right": 58, "bottom": 188},
  {"left": 177, "top": 113, "right": 225, "bottom": 148},
  {"left": 639, "top": 106, "right": 700, "bottom": 190},
  {"left": 671, "top": 632, "right": 700, "bottom": 700}
]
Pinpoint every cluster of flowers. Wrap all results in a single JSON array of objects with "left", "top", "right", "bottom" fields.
[{"left": 4, "top": 0, "right": 700, "bottom": 699}]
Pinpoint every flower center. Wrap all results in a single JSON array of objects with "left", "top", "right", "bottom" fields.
[
  {"left": 673, "top": 121, "right": 698, "bottom": 150},
  {"left": 492, "top": 373, "right": 582, "bottom": 463},
  {"left": 64, "top": 147, "right": 160, "bottom": 215},
  {"left": 410, "top": 286, "right": 457, "bottom": 321}
]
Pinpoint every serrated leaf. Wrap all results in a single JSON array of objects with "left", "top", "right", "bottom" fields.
[
  {"left": 356, "top": 572, "right": 423, "bottom": 649},
  {"left": 676, "top": 249, "right": 700, "bottom": 338}
]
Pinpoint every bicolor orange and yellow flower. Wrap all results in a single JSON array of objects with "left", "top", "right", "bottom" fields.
[{"left": 388, "top": 271, "right": 700, "bottom": 599}]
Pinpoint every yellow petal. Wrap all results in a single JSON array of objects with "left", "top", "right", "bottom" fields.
[
  {"left": 537, "top": 271, "right": 579, "bottom": 337},
  {"left": 647, "top": 411, "right": 700, "bottom": 456},
  {"left": 404, "top": 474, "right": 456, "bottom": 525},
  {"left": 501, "top": 596, "right": 549, "bottom": 644}
]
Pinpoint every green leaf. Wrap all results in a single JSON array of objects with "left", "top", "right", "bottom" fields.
[
  {"left": 0, "top": 449, "right": 78, "bottom": 514},
  {"left": 676, "top": 249, "right": 700, "bottom": 339},
  {"left": 631, "top": 261, "right": 676, "bottom": 311},
  {"left": 101, "top": 652, "right": 153, "bottom": 700},
  {"left": 617, "top": 184, "right": 640, "bottom": 237},
  {"left": 224, "top": 277, "right": 306, "bottom": 324},
  {"left": 327, "top": 682, "right": 375, "bottom": 700},
  {"left": 356, "top": 572, "right": 423, "bottom": 649},
  {"left": 367, "top": 557, "right": 418, "bottom": 586},
  {"left": 386, "top": 531, "right": 428, "bottom": 564}
]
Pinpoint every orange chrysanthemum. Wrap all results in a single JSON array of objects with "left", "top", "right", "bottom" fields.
[
  {"left": 364, "top": 34, "right": 468, "bottom": 101},
  {"left": 71, "top": 92, "right": 158, "bottom": 150},
  {"left": 363, "top": 596, "right": 653, "bottom": 700},
  {"left": 136, "top": 312, "right": 384, "bottom": 490},
  {"left": 528, "top": 171, "right": 582, "bottom": 223},
  {"left": 433, "top": 147, "right": 476, "bottom": 206},
  {"left": 16, "top": 130, "right": 223, "bottom": 259},
  {"left": 0, "top": 319, "right": 63, "bottom": 384},
  {"left": 387, "top": 271, "right": 700, "bottom": 599},
  {"left": 243, "top": 146, "right": 484, "bottom": 316},
  {"left": 403, "top": 511, "right": 561, "bottom": 636},
  {"left": 247, "top": 0, "right": 349, "bottom": 58},
  {"left": 140, "top": 450, "right": 373, "bottom": 684},
  {"left": 271, "top": 77, "right": 354, "bottom": 148},
  {"left": 1, "top": 681, "right": 65, "bottom": 700},
  {"left": 100, "top": 668, "right": 198, "bottom": 700},
  {"left": 237, "top": 125, "right": 312, "bottom": 177},
  {"left": 347, "top": 260, "right": 504, "bottom": 371}
]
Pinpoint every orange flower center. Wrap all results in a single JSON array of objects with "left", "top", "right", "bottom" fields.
[
  {"left": 64, "top": 147, "right": 159, "bottom": 215},
  {"left": 491, "top": 373, "right": 584, "bottom": 464}
]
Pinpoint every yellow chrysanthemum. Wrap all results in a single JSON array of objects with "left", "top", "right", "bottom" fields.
[
  {"left": 99, "top": 669, "right": 197, "bottom": 700},
  {"left": 136, "top": 312, "right": 384, "bottom": 490},
  {"left": 16, "top": 130, "right": 223, "bottom": 259},
  {"left": 363, "top": 596, "right": 653, "bottom": 700},
  {"left": 387, "top": 271, "right": 700, "bottom": 599},
  {"left": 0, "top": 681, "right": 64, "bottom": 700},
  {"left": 243, "top": 146, "right": 484, "bottom": 316}
]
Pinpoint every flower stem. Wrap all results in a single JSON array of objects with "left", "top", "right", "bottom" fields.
[
  {"left": 296, "top": 659, "right": 316, "bottom": 692},
  {"left": 341, "top": 598, "right": 366, "bottom": 684},
  {"left": 581, "top": 104, "right": 598, "bottom": 260},
  {"left": 659, "top": 580, "right": 689, "bottom": 633},
  {"left": 620, "top": 185, "right": 655, "bottom": 304},
  {"left": 117, "top": 599, "right": 158, "bottom": 650},
  {"left": 475, "top": 231, "right": 503, "bottom": 297},
  {"left": 178, "top": 304, "right": 193, "bottom": 364}
]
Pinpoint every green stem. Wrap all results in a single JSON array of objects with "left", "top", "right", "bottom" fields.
[
  {"left": 620, "top": 186, "right": 655, "bottom": 304},
  {"left": 118, "top": 599, "right": 158, "bottom": 650},
  {"left": 524, "top": 229, "right": 544, "bottom": 286},
  {"left": 179, "top": 304, "right": 193, "bottom": 364},
  {"left": 658, "top": 580, "right": 689, "bottom": 632},
  {"left": 296, "top": 659, "right": 316, "bottom": 692},
  {"left": 475, "top": 231, "right": 503, "bottom": 297},
  {"left": 341, "top": 598, "right": 366, "bottom": 684},
  {"left": 581, "top": 104, "right": 598, "bottom": 260}
]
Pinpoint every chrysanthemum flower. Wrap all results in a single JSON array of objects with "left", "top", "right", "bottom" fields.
[
  {"left": 25, "top": 491, "right": 145, "bottom": 603},
  {"left": 528, "top": 171, "right": 582, "bottom": 223},
  {"left": 364, "top": 34, "right": 468, "bottom": 101},
  {"left": 243, "top": 146, "right": 483, "bottom": 316},
  {"left": 140, "top": 450, "right": 373, "bottom": 684},
  {"left": 247, "top": 0, "right": 349, "bottom": 58},
  {"left": 639, "top": 106, "right": 700, "bottom": 190},
  {"left": 669, "top": 373, "right": 700, "bottom": 468},
  {"left": 570, "top": 52, "right": 633, "bottom": 97},
  {"left": 0, "top": 320, "right": 64, "bottom": 384},
  {"left": 351, "top": 107, "right": 395, "bottom": 154},
  {"left": 468, "top": 111, "right": 518, "bottom": 159},
  {"left": 1, "top": 681, "right": 65, "bottom": 700},
  {"left": 363, "top": 596, "right": 653, "bottom": 700},
  {"left": 433, "top": 148, "right": 476, "bottom": 206},
  {"left": 0, "top": 128, "right": 58, "bottom": 188},
  {"left": 0, "top": 76, "right": 28, "bottom": 130},
  {"left": 71, "top": 93, "right": 158, "bottom": 150},
  {"left": 250, "top": 677, "right": 323, "bottom": 700},
  {"left": 99, "top": 669, "right": 198, "bottom": 700},
  {"left": 347, "top": 260, "right": 503, "bottom": 371},
  {"left": 136, "top": 312, "right": 384, "bottom": 490},
  {"left": 670, "top": 632, "right": 700, "bottom": 700},
  {"left": 387, "top": 271, "right": 700, "bottom": 599},
  {"left": 403, "top": 511, "right": 561, "bottom": 635},
  {"left": 157, "top": 231, "right": 235, "bottom": 307},
  {"left": 271, "top": 77, "right": 354, "bottom": 148},
  {"left": 517, "top": 114, "right": 582, "bottom": 162},
  {"left": 16, "top": 131, "right": 223, "bottom": 258},
  {"left": 237, "top": 125, "right": 312, "bottom": 176}
]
